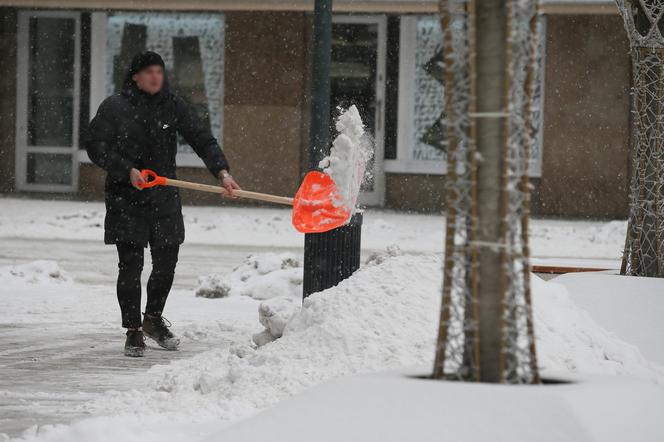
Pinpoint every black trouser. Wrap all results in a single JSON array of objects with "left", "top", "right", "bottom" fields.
[{"left": 116, "top": 243, "right": 179, "bottom": 329}]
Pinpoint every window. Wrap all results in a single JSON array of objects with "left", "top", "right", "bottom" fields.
[
  {"left": 387, "top": 15, "right": 545, "bottom": 177},
  {"left": 15, "top": 11, "right": 81, "bottom": 192},
  {"left": 85, "top": 11, "right": 224, "bottom": 166},
  {"left": 330, "top": 16, "right": 386, "bottom": 205}
]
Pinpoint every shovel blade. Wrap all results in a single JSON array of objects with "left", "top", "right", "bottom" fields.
[{"left": 292, "top": 171, "right": 352, "bottom": 233}]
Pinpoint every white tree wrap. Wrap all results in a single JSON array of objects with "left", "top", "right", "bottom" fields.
[{"left": 615, "top": 1, "right": 664, "bottom": 277}]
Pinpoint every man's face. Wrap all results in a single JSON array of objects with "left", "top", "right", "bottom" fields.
[{"left": 132, "top": 65, "right": 164, "bottom": 95}]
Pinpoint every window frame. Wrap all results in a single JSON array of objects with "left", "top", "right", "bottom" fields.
[
  {"left": 385, "top": 15, "right": 545, "bottom": 177},
  {"left": 386, "top": 15, "right": 446, "bottom": 175},
  {"left": 16, "top": 10, "right": 82, "bottom": 192}
]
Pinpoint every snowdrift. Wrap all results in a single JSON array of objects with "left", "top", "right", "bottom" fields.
[
  {"left": 199, "top": 251, "right": 663, "bottom": 383},
  {"left": 100, "top": 253, "right": 664, "bottom": 424},
  {"left": 195, "top": 253, "right": 301, "bottom": 299},
  {"left": 0, "top": 261, "right": 71, "bottom": 287},
  {"left": 555, "top": 272, "right": 664, "bottom": 365}
]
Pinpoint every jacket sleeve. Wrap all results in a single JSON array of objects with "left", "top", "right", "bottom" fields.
[
  {"left": 85, "top": 98, "right": 135, "bottom": 182},
  {"left": 174, "top": 96, "right": 230, "bottom": 178}
]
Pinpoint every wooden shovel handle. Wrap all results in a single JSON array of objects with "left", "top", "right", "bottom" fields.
[
  {"left": 167, "top": 178, "right": 293, "bottom": 206},
  {"left": 139, "top": 170, "right": 293, "bottom": 206}
]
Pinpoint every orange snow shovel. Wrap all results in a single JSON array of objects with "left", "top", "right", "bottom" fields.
[
  {"left": 292, "top": 171, "right": 352, "bottom": 233},
  {"left": 138, "top": 169, "right": 352, "bottom": 234}
]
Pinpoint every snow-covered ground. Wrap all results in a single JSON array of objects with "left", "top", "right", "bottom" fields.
[
  {"left": 212, "top": 370, "right": 664, "bottom": 442},
  {"left": 1, "top": 196, "right": 661, "bottom": 441},
  {"left": 0, "top": 197, "right": 627, "bottom": 262}
]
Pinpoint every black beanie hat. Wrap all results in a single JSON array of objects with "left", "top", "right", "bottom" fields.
[{"left": 129, "top": 51, "right": 165, "bottom": 75}]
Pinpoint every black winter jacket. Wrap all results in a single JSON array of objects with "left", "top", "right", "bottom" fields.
[{"left": 86, "top": 74, "right": 229, "bottom": 247}]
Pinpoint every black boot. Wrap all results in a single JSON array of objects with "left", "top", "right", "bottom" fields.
[
  {"left": 143, "top": 314, "right": 180, "bottom": 350},
  {"left": 124, "top": 330, "right": 145, "bottom": 357}
]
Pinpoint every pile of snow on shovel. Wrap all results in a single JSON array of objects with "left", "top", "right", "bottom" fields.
[{"left": 319, "top": 105, "right": 374, "bottom": 212}]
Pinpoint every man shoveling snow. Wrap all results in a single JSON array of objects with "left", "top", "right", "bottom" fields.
[
  {"left": 86, "top": 71, "right": 369, "bottom": 358},
  {"left": 86, "top": 51, "right": 241, "bottom": 357}
]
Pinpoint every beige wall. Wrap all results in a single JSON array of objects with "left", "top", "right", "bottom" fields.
[
  {"left": 531, "top": 14, "right": 631, "bottom": 218},
  {"left": 0, "top": 8, "right": 16, "bottom": 192},
  {"left": 222, "top": 11, "right": 308, "bottom": 195},
  {"left": 385, "top": 173, "right": 445, "bottom": 213}
]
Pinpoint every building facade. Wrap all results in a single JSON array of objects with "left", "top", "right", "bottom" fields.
[{"left": 0, "top": 0, "right": 630, "bottom": 218}]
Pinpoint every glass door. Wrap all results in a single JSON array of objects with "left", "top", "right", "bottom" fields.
[
  {"left": 15, "top": 11, "right": 81, "bottom": 192},
  {"left": 331, "top": 15, "right": 386, "bottom": 206}
]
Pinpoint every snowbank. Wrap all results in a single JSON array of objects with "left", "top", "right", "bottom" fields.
[
  {"left": 0, "top": 261, "right": 71, "bottom": 287},
  {"left": 195, "top": 251, "right": 663, "bottom": 387},
  {"left": 533, "top": 276, "right": 662, "bottom": 382},
  {"left": 555, "top": 272, "right": 664, "bottom": 365},
  {"left": 97, "top": 253, "right": 662, "bottom": 421},
  {"left": 242, "top": 252, "right": 664, "bottom": 383},
  {"left": 194, "top": 253, "right": 303, "bottom": 343},
  {"left": 195, "top": 253, "right": 301, "bottom": 299}
]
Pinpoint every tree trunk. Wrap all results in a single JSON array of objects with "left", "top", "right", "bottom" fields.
[
  {"left": 475, "top": 0, "right": 508, "bottom": 383},
  {"left": 434, "top": 0, "right": 539, "bottom": 383}
]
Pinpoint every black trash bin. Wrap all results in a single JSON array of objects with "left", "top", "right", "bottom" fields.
[{"left": 303, "top": 212, "right": 363, "bottom": 297}]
